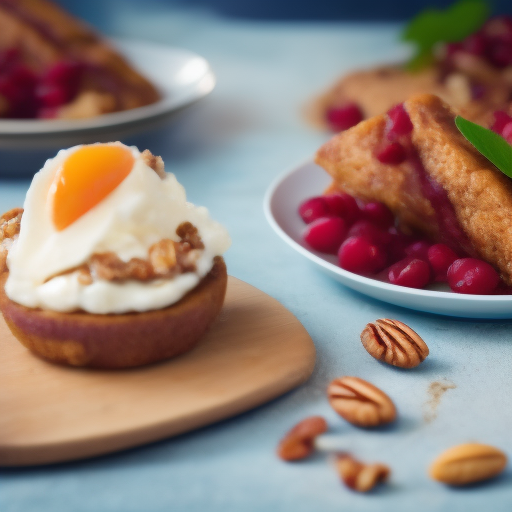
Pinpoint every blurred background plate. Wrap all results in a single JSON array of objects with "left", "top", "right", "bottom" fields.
[
  {"left": 0, "top": 39, "right": 215, "bottom": 176},
  {"left": 264, "top": 160, "right": 512, "bottom": 319}
]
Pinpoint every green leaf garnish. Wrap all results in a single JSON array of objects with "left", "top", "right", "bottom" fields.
[
  {"left": 455, "top": 116, "right": 512, "bottom": 178},
  {"left": 402, "top": 0, "right": 489, "bottom": 71}
]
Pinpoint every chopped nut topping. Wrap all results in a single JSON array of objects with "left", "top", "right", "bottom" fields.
[
  {"left": 76, "top": 265, "right": 93, "bottom": 285},
  {"left": 89, "top": 253, "right": 154, "bottom": 281},
  {"left": 49, "top": 222, "right": 205, "bottom": 285},
  {"left": 176, "top": 221, "right": 204, "bottom": 249},
  {"left": 0, "top": 207, "right": 23, "bottom": 242},
  {"left": 141, "top": 149, "right": 166, "bottom": 179},
  {"left": 336, "top": 453, "right": 390, "bottom": 492},
  {"left": 149, "top": 239, "right": 177, "bottom": 275},
  {"left": 0, "top": 207, "right": 23, "bottom": 273}
]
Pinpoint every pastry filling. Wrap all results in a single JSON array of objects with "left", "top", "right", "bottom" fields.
[{"left": 381, "top": 104, "right": 474, "bottom": 256}]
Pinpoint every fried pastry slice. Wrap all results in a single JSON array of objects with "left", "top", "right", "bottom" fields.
[{"left": 316, "top": 93, "right": 512, "bottom": 284}]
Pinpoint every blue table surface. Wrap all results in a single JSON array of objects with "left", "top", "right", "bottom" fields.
[{"left": 2, "top": 4, "right": 512, "bottom": 512}]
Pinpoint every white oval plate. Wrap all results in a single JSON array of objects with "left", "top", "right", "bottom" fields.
[
  {"left": 264, "top": 160, "right": 512, "bottom": 319},
  {"left": 0, "top": 39, "right": 215, "bottom": 149}
]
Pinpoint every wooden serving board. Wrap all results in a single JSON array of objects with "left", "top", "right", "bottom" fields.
[{"left": 0, "top": 277, "right": 315, "bottom": 466}]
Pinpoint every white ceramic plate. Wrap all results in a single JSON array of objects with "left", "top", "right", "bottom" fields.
[
  {"left": 264, "top": 160, "right": 512, "bottom": 318},
  {"left": 0, "top": 39, "right": 215, "bottom": 150}
]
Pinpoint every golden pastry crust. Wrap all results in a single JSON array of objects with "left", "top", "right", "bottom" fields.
[
  {"left": 0, "top": 257, "right": 228, "bottom": 368},
  {"left": 316, "top": 93, "right": 512, "bottom": 284}
]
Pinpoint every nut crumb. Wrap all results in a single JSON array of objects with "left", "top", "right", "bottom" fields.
[
  {"left": 335, "top": 453, "right": 390, "bottom": 492},
  {"left": 423, "top": 380, "right": 456, "bottom": 423},
  {"left": 141, "top": 149, "right": 166, "bottom": 179},
  {"left": 52, "top": 222, "right": 204, "bottom": 285}
]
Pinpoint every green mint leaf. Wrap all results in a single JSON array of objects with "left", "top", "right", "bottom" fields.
[
  {"left": 402, "top": 0, "right": 489, "bottom": 71},
  {"left": 455, "top": 116, "right": 512, "bottom": 178}
]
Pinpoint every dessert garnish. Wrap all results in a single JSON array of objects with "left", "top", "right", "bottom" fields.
[
  {"left": 455, "top": 114, "right": 512, "bottom": 177},
  {"left": 0, "top": 142, "right": 231, "bottom": 368},
  {"left": 402, "top": 0, "right": 489, "bottom": 71}
]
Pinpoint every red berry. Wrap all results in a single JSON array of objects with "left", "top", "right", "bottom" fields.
[
  {"left": 491, "top": 110, "right": 512, "bottom": 135},
  {"left": 323, "top": 193, "right": 360, "bottom": 224},
  {"left": 338, "top": 236, "right": 387, "bottom": 275},
  {"left": 487, "top": 41, "right": 512, "bottom": 68},
  {"left": 463, "top": 33, "right": 487, "bottom": 56},
  {"left": 347, "top": 220, "right": 391, "bottom": 246},
  {"left": 362, "top": 202, "right": 395, "bottom": 229},
  {"left": 388, "top": 257, "right": 431, "bottom": 289},
  {"left": 447, "top": 258, "right": 500, "bottom": 294},
  {"left": 0, "top": 64, "right": 38, "bottom": 118},
  {"left": 38, "top": 107, "right": 59, "bottom": 119},
  {"left": 36, "top": 84, "right": 68, "bottom": 107},
  {"left": 427, "top": 244, "right": 458, "bottom": 281},
  {"left": 445, "top": 42, "right": 463, "bottom": 58},
  {"left": 387, "top": 228, "right": 415, "bottom": 263},
  {"left": 0, "top": 48, "right": 20, "bottom": 72},
  {"left": 470, "top": 83, "right": 486, "bottom": 100},
  {"left": 405, "top": 240, "right": 431, "bottom": 260},
  {"left": 386, "top": 104, "right": 413, "bottom": 140},
  {"left": 502, "top": 122, "right": 512, "bottom": 144},
  {"left": 42, "top": 60, "right": 83, "bottom": 101},
  {"left": 376, "top": 142, "right": 406, "bottom": 165},
  {"left": 303, "top": 217, "right": 347, "bottom": 254},
  {"left": 326, "top": 103, "right": 363, "bottom": 132},
  {"left": 298, "top": 197, "right": 330, "bottom": 224}
]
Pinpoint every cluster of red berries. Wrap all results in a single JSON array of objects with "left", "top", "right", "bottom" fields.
[
  {"left": 444, "top": 16, "right": 512, "bottom": 70},
  {"left": 0, "top": 48, "right": 84, "bottom": 119},
  {"left": 491, "top": 110, "right": 512, "bottom": 144},
  {"left": 298, "top": 192, "right": 502, "bottom": 295}
]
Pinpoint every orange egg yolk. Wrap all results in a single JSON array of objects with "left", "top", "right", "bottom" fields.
[{"left": 51, "top": 144, "right": 134, "bottom": 231}]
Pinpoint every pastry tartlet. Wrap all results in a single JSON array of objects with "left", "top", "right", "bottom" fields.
[
  {"left": 0, "top": 0, "right": 160, "bottom": 119},
  {"left": 316, "top": 93, "right": 512, "bottom": 285},
  {"left": 0, "top": 143, "right": 231, "bottom": 368},
  {"left": 309, "top": 16, "right": 512, "bottom": 131}
]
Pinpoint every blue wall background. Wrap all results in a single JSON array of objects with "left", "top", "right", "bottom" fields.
[{"left": 58, "top": 0, "right": 512, "bottom": 24}]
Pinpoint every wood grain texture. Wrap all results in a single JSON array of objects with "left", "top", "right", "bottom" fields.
[{"left": 0, "top": 277, "right": 315, "bottom": 466}]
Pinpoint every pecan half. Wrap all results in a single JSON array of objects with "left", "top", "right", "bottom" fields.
[
  {"left": 360, "top": 319, "right": 429, "bottom": 369},
  {"left": 429, "top": 443, "right": 507, "bottom": 486},
  {"left": 327, "top": 376, "right": 396, "bottom": 427},
  {"left": 336, "top": 453, "right": 390, "bottom": 492},
  {"left": 276, "top": 416, "right": 328, "bottom": 461}
]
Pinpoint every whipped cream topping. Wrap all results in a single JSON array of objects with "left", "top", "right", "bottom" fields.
[{"left": 5, "top": 143, "right": 231, "bottom": 314}]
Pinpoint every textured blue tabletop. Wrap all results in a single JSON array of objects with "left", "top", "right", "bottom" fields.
[{"left": 1, "top": 4, "right": 512, "bottom": 512}]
